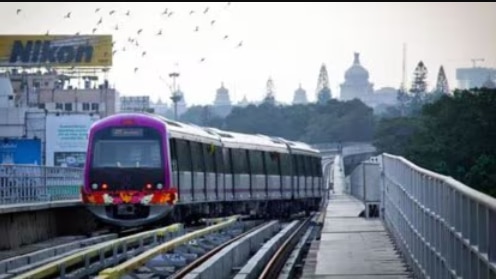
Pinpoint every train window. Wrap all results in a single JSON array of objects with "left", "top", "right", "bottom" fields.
[
  {"left": 249, "top": 150, "right": 264, "bottom": 175},
  {"left": 223, "top": 148, "right": 232, "bottom": 174},
  {"left": 215, "top": 146, "right": 224, "bottom": 173},
  {"left": 169, "top": 138, "right": 178, "bottom": 172},
  {"left": 305, "top": 156, "right": 314, "bottom": 176},
  {"left": 292, "top": 155, "right": 300, "bottom": 176},
  {"left": 280, "top": 153, "right": 292, "bottom": 176},
  {"left": 298, "top": 155, "right": 306, "bottom": 176},
  {"left": 191, "top": 142, "right": 204, "bottom": 172},
  {"left": 232, "top": 149, "right": 248, "bottom": 174},
  {"left": 316, "top": 158, "right": 323, "bottom": 177},
  {"left": 264, "top": 152, "right": 279, "bottom": 175},
  {"left": 176, "top": 139, "right": 192, "bottom": 172},
  {"left": 202, "top": 143, "right": 215, "bottom": 173}
]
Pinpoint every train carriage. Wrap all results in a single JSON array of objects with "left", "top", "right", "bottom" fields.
[{"left": 82, "top": 113, "right": 324, "bottom": 227}]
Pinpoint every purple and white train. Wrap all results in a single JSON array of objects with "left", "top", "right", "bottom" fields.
[{"left": 82, "top": 113, "right": 324, "bottom": 227}]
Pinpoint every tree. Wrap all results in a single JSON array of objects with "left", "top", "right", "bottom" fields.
[
  {"left": 411, "top": 61, "right": 428, "bottom": 94},
  {"left": 409, "top": 61, "right": 428, "bottom": 114},
  {"left": 316, "top": 64, "right": 332, "bottom": 104},
  {"left": 434, "top": 65, "right": 450, "bottom": 95},
  {"left": 263, "top": 77, "right": 276, "bottom": 105},
  {"left": 317, "top": 87, "right": 332, "bottom": 104}
]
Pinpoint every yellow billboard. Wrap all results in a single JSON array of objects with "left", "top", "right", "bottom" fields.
[{"left": 0, "top": 35, "right": 112, "bottom": 67}]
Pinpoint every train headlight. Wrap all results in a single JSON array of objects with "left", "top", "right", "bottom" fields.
[
  {"left": 156, "top": 183, "right": 163, "bottom": 189},
  {"left": 91, "top": 183, "right": 98, "bottom": 190}
]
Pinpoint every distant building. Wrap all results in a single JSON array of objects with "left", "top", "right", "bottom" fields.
[
  {"left": 237, "top": 95, "right": 250, "bottom": 107},
  {"left": 0, "top": 69, "right": 117, "bottom": 165},
  {"left": 456, "top": 67, "right": 496, "bottom": 89},
  {"left": 212, "top": 83, "right": 232, "bottom": 117},
  {"left": 120, "top": 96, "right": 151, "bottom": 112},
  {"left": 7, "top": 69, "right": 118, "bottom": 116},
  {"left": 151, "top": 98, "right": 169, "bottom": 117},
  {"left": 340, "top": 52, "right": 374, "bottom": 101},
  {"left": 292, "top": 84, "right": 308, "bottom": 105}
]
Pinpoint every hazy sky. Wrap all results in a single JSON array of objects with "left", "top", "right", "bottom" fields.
[{"left": 1, "top": 2, "right": 495, "bottom": 105}]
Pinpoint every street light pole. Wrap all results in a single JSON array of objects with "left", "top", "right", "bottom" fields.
[{"left": 169, "top": 72, "right": 180, "bottom": 120}]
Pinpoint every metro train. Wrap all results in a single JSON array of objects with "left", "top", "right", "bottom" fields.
[{"left": 81, "top": 113, "right": 324, "bottom": 227}]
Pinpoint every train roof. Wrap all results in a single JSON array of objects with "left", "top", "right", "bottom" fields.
[
  {"left": 92, "top": 113, "right": 320, "bottom": 156},
  {"left": 203, "top": 128, "right": 289, "bottom": 153},
  {"left": 151, "top": 115, "right": 221, "bottom": 145},
  {"left": 286, "top": 140, "right": 321, "bottom": 157}
]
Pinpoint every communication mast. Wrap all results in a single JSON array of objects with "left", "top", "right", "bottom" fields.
[{"left": 401, "top": 43, "right": 407, "bottom": 92}]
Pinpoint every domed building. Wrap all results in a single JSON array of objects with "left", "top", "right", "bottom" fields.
[
  {"left": 292, "top": 84, "right": 308, "bottom": 105},
  {"left": 340, "top": 52, "right": 374, "bottom": 101}
]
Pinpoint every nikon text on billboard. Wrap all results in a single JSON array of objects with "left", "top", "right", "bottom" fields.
[{"left": 0, "top": 35, "right": 112, "bottom": 67}]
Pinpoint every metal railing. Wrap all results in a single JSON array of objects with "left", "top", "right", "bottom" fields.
[
  {"left": 382, "top": 153, "right": 496, "bottom": 279},
  {"left": 0, "top": 165, "right": 83, "bottom": 204}
]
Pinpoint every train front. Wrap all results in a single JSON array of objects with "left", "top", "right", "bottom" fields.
[{"left": 81, "top": 114, "right": 177, "bottom": 227}]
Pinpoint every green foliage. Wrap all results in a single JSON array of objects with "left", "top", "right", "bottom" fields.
[
  {"left": 180, "top": 99, "right": 375, "bottom": 143},
  {"left": 375, "top": 88, "right": 496, "bottom": 196},
  {"left": 317, "top": 87, "right": 332, "bottom": 104}
]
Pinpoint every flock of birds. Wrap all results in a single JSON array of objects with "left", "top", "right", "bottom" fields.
[{"left": 14, "top": 3, "right": 243, "bottom": 75}]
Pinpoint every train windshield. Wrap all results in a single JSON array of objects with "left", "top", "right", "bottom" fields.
[{"left": 91, "top": 127, "right": 163, "bottom": 168}]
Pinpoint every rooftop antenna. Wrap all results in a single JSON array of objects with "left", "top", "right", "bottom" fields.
[{"left": 471, "top": 58, "right": 484, "bottom": 68}]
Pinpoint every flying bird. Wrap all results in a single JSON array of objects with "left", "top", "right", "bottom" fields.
[
  {"left": 200, "top": 57, "right": 205, "bottom": 63},
  {"left": 194, "top": 26, "right": 199, "bottom": 32},
  {"left": 16, "top": 9, "right": 21, "bottom": 15},
  {"left": 97, "top": 17, "right": 103, "bottom": 25},
  {"left": 115, "top": 25, "right": 118, "bottom": 30},
  {"left": 95, "top": 8, "right": 100, "bottom": 13},
  {"left": 189, "top": 10, "right": 195, "bottom": 15},
  {"left": 162, "top": 8, "right": 168, "bottom": 15},
  {"left": 134, "top": 67, "right": 138, "bottom": 73},
  {"left": 75, "top": 32, "right": 80, "bottom": 36},
  {"left": 142, "top": 51, "right": 147, "bottom": 57},
  {"left": 157, "top": 29, "right": 162, "bottom": 35},
  {"left": 64, "top": 12, "right": 71, "bottom": 19},
  {"left": 211, "top": 20, "right": 216, "bottom": 25},
  {"left": 168, "top": 11, "right": 174, "bottom": 17},
  {"left": 137, "top": 29, "right": 143, "bottom": 35},
  {"left": 109, "top": 10, "right": 115, "bottom": 15},
  {"left": 112, "top": 50, "right": 117, "bottom": 55},
  {"left": 125, "top": 10, "right": 130, "bottom": 16},
  {"left": 204, "top": 7, "right": 209, "bottom": 14},
  {"left": 223, "top": 35, "right": 229, "bottom": 40},
  {"left": 237, "top": 41, "right": 243, "bottom": 48},
  {"left": 92, "top": 28, "right": 97, "bottom": 34}
]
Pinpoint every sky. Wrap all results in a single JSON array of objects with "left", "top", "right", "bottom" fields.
[{"left": 1, "top": 2, "right": 495, "bottom": 106}]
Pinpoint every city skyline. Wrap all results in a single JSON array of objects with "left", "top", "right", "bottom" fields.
[{"left": 0, "top": 2, "right": 495, "bottom": 105}]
